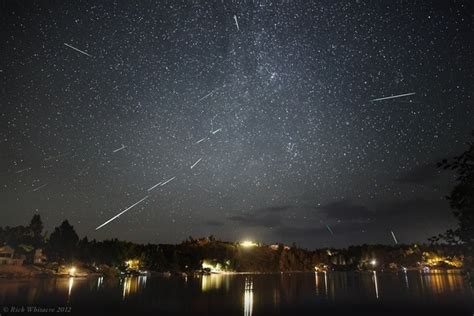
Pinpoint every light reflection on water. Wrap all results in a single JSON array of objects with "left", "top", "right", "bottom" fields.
[
  {"left": 323, "top": 271, "right": 328, "bottom": 297},
  {"left": 243, "top": 277, "right": 254, "bottom": 316},
  {"left": 201, "top": 274, "right": 231, "bottom": 292},
  {"left": 0, "top": 271, "right": 472, "bottom": 315},
  {"left": 404, "top": 270, "right": 409, "bottom": 289},
  {"left": 314, "top": 272, "right": 319, "bottom": 296},
  {"left": 372, "top": 271, "right": 379, "bottom": 299},
  {"left": 121, "top": 275, "right": 147, "bottom": 299},
  {"left": 67, "top": 277, "right": 74, "bottom": 301},
  {"left": 420, "top": 270, "right": 467, "bottom": 295},
  {"left": 97, "top": 276, "right": 103, "bottom": 289},
  {"left": 314, "top": 271, "right": 329, "bottom": 298}
]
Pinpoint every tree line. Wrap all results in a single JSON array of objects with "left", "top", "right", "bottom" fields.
[{"left": 0, "top": 215, "right": 468, "bottom": 273}]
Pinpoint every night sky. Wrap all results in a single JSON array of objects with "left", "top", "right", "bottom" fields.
[{"left": 1, "top": 1, "right": 472, "bottom": 248}]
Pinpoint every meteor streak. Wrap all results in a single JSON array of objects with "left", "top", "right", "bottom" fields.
[
  {"left": 195, "top": 137, "right": 206, "bottom": 144},
  {"left": 233, "top": 15, "right": 240, "bottom": 31},
  {"left": 32, "top": 183, "right": 48, "bottom": 192},
  {"left": 370, "top": 92, "right": 415, "bottom": 102},
  {"left": 95, "top": 196, "right": 149, "bottom": 230},
  {"left": 64, "top": 43, "right": 93, "bottom": 57},
  {"left": 190, "top": 157, "right": 203, "bottom": 169},
  {"left": 112, "top": 144, "right": 127, "bottom": 153},
  {"left": 325, "top": 224, "right": 334, "bottom": 235},
  {"left": 160, "top": 176, "right": 176, "bottom": 186},
  {"left": 198, "top": 88, "right": 218, "bottom": 102},
  {"left": 391, "top": 230, "right": 399, "bottom": 244},
  {"left": 147, "top": 182, "right": 162, "bottom": 192}
]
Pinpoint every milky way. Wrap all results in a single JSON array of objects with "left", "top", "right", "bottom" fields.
[{"left": 1, "top": 1, "right": 472, "bottom": 247}]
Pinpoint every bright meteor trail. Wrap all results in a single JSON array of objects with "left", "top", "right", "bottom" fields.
[
  {"left": 160, "top": 176, "right": 176, "bottom": 186},
  {"left": 147, "top": 182, "right": 162, "bottom": 192},
  {"left": 190, "top": 157, "right": 203, "bottom": 169},
  {"left": 370, "top": 92, "right": 415, "bottom": 102},
  {"left": 64, "top": 43, "right": 93, "bottom": 57},
  {"left": 391, "top": 230, "right": 399, "bottom": 244},
  {"left": 95, "top": 196, "right": 149, "bottom": 230},
  {"left": 325, "top": 224, "right": 334, "bottom": 235}
]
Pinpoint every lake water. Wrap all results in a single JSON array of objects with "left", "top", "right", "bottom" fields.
[{"left": 0, "top": 271, "right": 473, "bottom": 315}]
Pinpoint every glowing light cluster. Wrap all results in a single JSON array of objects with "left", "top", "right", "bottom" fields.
[
  {"left": 202, "top": 260, "right": 223, "bottom": 273},
  {"left": 125, "top": 259, "right": 141, "bottom": 271},
  {"left": 240, "top": 240, "right": 258, "bottom": 248},
  {"left": 423, "top": 253, "right": 462, "bottom": 268},
  {"left": 68, "top": 266, "right": 77, "bottom": 276}
]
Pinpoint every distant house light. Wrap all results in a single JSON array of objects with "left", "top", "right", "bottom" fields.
[
  {"left": 125, "top": 259, "right": 140, "bottom": 271},
  {"left": 69, "top": 266, "right": 76, "bottom": 276},
  {"left": 202, "top": 260, "right": 222, "bottom": 273},
  {"left": 240, "top": 241, "right": 258, "bottom": 248}
]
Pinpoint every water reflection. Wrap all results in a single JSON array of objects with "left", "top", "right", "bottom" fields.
[
  {"left": 0, "top": 272, "right": 472, "bottom": 315},
  {"left": 420, "top": 270, "right": 466, "bottom": 295},
  {"left": 122, "top": 277, "right": 130, "bottom": 299},
  {"left": 243, "top": 277, "right": 253, "bottom": 316},
  {"left": 372, "top": 271, "right": 379, "bottom": 299},
  {"left": 314, "top": 271, "right": 329, "bottom": 297},
  {"left": 122, "top": 276, "right": 147, "bottom": 299},
  {"left": 324, "top": 271, "right": 328, "bottom": 297},
  {"left": 97, "top": 276, "right": 103, "bottom": 290},
  {"left": 314, "top": 272, "right": 319, "bottom": 296},
  {"left": 67, "top": 277, "right": 74, "bottom": 301},
  {"left": 138, "top": 275, "right": 147, "bottom": 287},
  {"left": 201, "top": 274, "right": 231, "bottom": 292}
]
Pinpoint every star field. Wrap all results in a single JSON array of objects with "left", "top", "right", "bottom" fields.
[{"left": 1, "top": 1, "right": 472, "bottom": 247}]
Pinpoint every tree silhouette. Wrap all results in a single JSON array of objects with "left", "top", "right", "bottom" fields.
[
  {"left": 433, "top": 131, "right": 474, "bottom": 247},
  {"left": 47, "top": 220, "right": 79, "bottom": 262},
  {"left": 29, "top": 214, "right": 44, "bottom": 247}
]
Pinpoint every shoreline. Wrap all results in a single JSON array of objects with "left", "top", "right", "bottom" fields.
[{"left": 0, "top": 265, "right": 465, "bottom": 280}]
